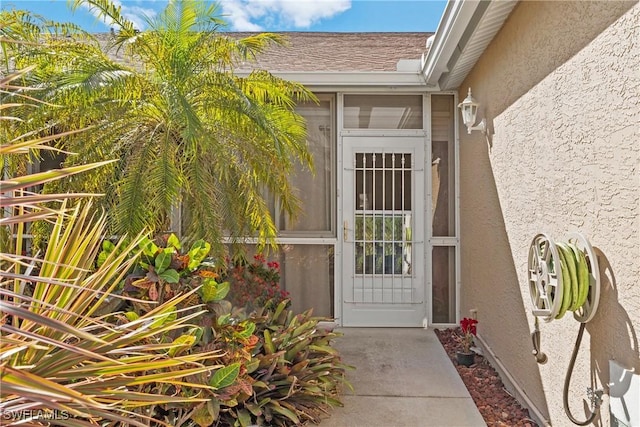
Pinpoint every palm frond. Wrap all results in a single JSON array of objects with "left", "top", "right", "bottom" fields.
[
  {"left": 69, "top": 0, "right": 136, "bottom": 35},
  {"left": 4, "top": 2, "right": 315, "bottom": 258}
]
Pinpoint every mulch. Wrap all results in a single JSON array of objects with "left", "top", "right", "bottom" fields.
[{"left": 434, "top": 328, "right": 540, "bottom": 427}]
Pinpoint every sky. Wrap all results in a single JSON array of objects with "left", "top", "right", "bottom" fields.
[{"left": 3, "top": 0, "right": 447, "bottom": 33}]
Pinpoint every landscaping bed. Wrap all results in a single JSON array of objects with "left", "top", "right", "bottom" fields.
[{"left": 435, "top": 328, "right": 539, "bottom": 427}]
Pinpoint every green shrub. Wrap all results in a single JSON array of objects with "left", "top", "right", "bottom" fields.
[
  {"left": 224, "top": 300, "right": 351, "bottom": 426},
  {"left": 113, "top": 236, "right": 351, "bottom": 426}
]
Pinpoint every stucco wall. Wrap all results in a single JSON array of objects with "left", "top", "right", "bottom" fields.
[{"left": 459, "top": 1, "right": 639, "bottom": 425}]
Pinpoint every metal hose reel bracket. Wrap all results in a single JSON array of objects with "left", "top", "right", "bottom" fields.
[
  {"left": 527, "top": 232, "right": 601, "bottom": 323},
  {"left": 528, "top": 233, "right": 563, "bottom": 322},
  {"left": 527, "top": 232, "right": 603, "bottom": 425}
]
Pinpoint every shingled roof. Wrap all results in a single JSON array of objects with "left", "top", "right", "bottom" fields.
[
  {"left": 95, "top": 32, "right": 431, "bottom": 73},
  {"left": 236, "top": 32, "right": 431, "bottom": 72}
]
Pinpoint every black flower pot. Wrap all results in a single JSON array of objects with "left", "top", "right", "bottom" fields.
[{"left": 456, "top": 351, "right": 475, "bottom": 367}]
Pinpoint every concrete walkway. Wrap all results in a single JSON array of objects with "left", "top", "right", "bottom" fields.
[{"left": 320, "top": 328, "right": 487, "bottom": 427}]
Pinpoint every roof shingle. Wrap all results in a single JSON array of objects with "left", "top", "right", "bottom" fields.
[
  {"left": 236, "top": 32, "right": 431, "bottom": 72},
  {"left": 95, "top": 31, "right": 431, "bottom": 73}
]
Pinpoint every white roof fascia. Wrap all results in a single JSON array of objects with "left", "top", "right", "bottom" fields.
[
  {"left": 234, "top": 70, "right": 432, "bottom": 89},
  {"left": 422, "top": 0, "right": 519, "bottom": 91},
  {"left": 422, "top": 0, "right": 484, "bottom": 88},
  {"left": 439, "top": 0, "right": 518, "bottom": 90}
]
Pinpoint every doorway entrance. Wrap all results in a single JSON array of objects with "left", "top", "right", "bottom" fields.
[{"left": 341, "top": 136, "right": 426, "bottom": 326}]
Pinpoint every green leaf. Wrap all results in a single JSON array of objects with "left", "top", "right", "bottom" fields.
[
  {"left": 245, "top": 359, "right": 260, "bottom": 374},
  {"left": 208, "top": 398, "right": 220, "bottom": 422},
  {"left": 154, "top": 251, "right": 172, "bottom": 274},
  {"left": 237, "top": 322, "right": 256, "bottom": 339},
  {"left": 224, "top": 398, "right": 238, "bottom": 408},
  {"left": 96, "top": 251, "right": 108, "bottom": 268},
  {"left": 201, "top": 278, "right": 219, "bottom": 303},
  {"left": 217, "top": 313, "right": 231, "bottom": 325},
  {"left": 192, "top": 404, "right": 214, "bottom": 427},
  {"left": 237, "top": 409, "right": 252, "bottom": 427},
  {"left": 285, "top": 338, "right": 311, "bottom": 361},
  {"left": 97, "top": 240, "right": 116, "bottom": 267},
  {"left": 168, "top": 334, "right": 196, "bottom": 357},
  {"left": 210, "top": 363, "right": 240, "bottom": 389},
  {"left": 139, "top": 237, "right": 158, "bottom": 257},
  {"left": 151, "top": 306, "right": 177, "bottom": 328},
  {"left": 245, "top": 402, "right": 263, "bottom": 417},
  {"left": 292, "top": 320, "right": 316, "bottom": 338},
  {"left": 158, "top": 269, "right": 180, "bottom": 283},
  {"left": 124, "top": 311, "right": 139, "bottom": 322},
  {"left": 188, "top": 240, "right": 211, "bottom": 270},
  {"left": 102, "top": 240, "right": 116, "bottom": 252},
  {"left": 215, "top": 281, "right": 230, "bottom": 300},
  {"left": 167, "top": 233, "right": 182, "bottom": 250},
  {"left": 188, "top": 327, "right": 204, "bottom": 343},
  {"left": 273, "top": 300, "right": 288, "bottom": 323},
  {"left": 269, "top": 402, "right": 300, "bottom": 424},
  {"left": 263, "top": 329, "right": 275, "bottom": 354},
  {"left": 309, "top": 344, "right": 338, "bottom": 355}
]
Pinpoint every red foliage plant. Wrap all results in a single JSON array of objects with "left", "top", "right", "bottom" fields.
[
  {"left": 225, "top": 254, "right": 290, "bottom": 310},
  {"left": 459, "top": 317, "right": 478, "bottom": 353}
]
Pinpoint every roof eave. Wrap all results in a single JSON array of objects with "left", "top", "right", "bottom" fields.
[
  {"left": 422, "top": 0, "right": 519, "bottom": 91},
  {"left": 235, "top": 70, "right": 437, "bottom": 89}
]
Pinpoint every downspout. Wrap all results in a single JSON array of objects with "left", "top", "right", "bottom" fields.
[{"left": 476, "top": 333, "right": 553, "bottom": 427}]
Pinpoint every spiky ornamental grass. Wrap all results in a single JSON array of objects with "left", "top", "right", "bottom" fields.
[{"left": 1, "top": 66, "right": 225, "bottom": 425}]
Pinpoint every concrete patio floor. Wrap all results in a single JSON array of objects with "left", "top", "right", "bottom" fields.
[{"left": 320, "top": 328, "right": 487, "bottom": 427}]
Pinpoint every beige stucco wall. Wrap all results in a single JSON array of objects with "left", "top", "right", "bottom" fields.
[{"left": 459, "top": 1, "right": 639, "bottom": 425}]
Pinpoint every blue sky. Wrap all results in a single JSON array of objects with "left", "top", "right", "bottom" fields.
[{"left": 4, "top": 1, "right": 447, "bottom": 32}]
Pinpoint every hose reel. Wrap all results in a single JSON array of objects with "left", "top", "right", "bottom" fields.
[
  {"left": 527, "top": 232, "right": 603, "bottom": 425},
  {"left": 527, "top": 232, "right": 600, "bottom": 323}
]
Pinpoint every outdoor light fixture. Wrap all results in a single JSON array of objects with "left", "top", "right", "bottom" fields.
[{"left": 458, "top": 88, "right": 487, "bottom": 134}]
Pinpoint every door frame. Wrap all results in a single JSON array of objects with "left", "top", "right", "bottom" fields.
[
  {"left": 334, "top": 92, "right": 431, "bottom": 326},
  {"left": 333, "top": 92, "right": 461, "bottom": 327},
  {"left": 340, "top": 135, "right": 427, "bottom": 326}
]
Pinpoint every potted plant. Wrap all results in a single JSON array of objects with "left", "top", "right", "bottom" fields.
[{"left": 456, "top": 317, "right": 478, "bottom": 367}]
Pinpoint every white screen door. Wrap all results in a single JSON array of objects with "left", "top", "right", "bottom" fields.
[{"left": 342, "top": 136, "right": 425, "bottom": 326}]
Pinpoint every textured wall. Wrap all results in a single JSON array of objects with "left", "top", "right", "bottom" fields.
[{"left": 459, "top": 1, "right": 639, "bottom": 425}]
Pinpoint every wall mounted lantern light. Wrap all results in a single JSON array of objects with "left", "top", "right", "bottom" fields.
[{"left": 458, "top": 88, "right": 487, "bottom": 134}]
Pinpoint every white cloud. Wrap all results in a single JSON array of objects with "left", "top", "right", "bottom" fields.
[
  {"left": 220, "top": 0, "right": 264, "bottom": 31},
  {"left": 81, "top": 0, "right": 158, "bottom": 31},
  {"left": 220, "top": 0, "right": 351, "bottom": 31},
  {"left": 122, "top": 5, "right": 157, "bottom": 30}
]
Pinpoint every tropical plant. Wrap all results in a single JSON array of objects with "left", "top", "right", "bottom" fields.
[
  {"left": 225, "top": 253, "right": 290, "bottom": 311},
  {"left": 229, "top": 300, "right": 351, "bottom": 427},
  {"left": 457, "top": 317, "right": 478, "bottom": 353},
  {"left": 2, "top": 1, "right": 315, "bottom": 258},
  {"left": 0, "top": 205, "right": 225, "bottom": 425},
  {"left": 0, "top": 64, "right": 228, "bottom": 426},
  {"left": 111, "top": 235, "right": 351, "bottom": 426}
]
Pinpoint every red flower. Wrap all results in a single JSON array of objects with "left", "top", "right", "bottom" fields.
[
  {"left": 461, "top": 317, "right": 478, "bottom": 336},
  {"left": 458, "top": 317, "right": 478, "bottom": 353},
  {"left": 267, "top": 261, "right": 280, "bottom": 270}
]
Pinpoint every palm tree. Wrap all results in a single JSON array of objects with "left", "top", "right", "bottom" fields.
[
  {"left": 1, "top": 63, "right": 227, "bottom": 426},
  {"left": 3, "top": 0, "right": 314, "bottom": 257}
]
